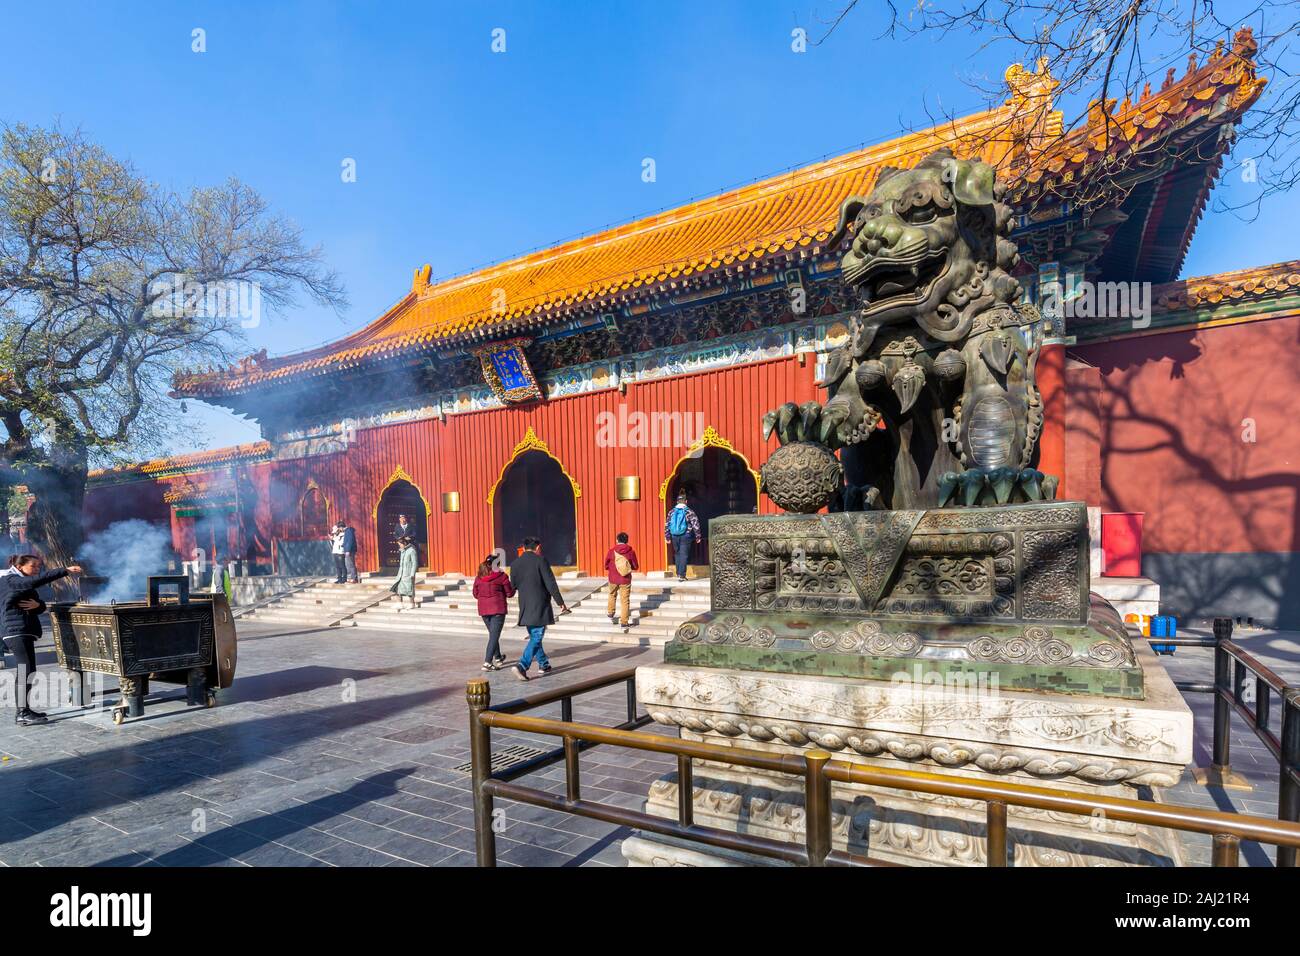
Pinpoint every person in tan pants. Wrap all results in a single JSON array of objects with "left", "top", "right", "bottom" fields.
[{"left": 604, "top": 532, "right": 638, "bottom": 631}]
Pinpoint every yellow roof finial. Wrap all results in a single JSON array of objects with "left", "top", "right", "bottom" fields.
[
  {"left": 1005, "top": 56, "right": 1058, "bottom": 107},
  {"left": 412, "top": 263, "right": 432, "bottom": 295}
]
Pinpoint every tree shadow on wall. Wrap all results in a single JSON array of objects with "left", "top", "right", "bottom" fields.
[{"left": 1076, "top": 324, "right": 1300, "bottom": 626}]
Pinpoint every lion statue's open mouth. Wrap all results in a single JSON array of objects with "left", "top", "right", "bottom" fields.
[{"left": 852, "top": 248, "right": 949, "bottom": 311}]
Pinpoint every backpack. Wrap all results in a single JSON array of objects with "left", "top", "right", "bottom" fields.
[
  {"left": 668, "top": 507, "right": 689, "bottom": 536},
  {"left": 613, "top": 551, "right": 632, "bottom": 576}
]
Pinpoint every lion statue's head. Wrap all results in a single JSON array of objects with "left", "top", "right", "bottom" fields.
[{"left": 829, "top": 148, "right": 1021, "bottom": 342}]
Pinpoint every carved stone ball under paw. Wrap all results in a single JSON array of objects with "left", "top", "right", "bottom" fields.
[{"left": 760, "top": 441, "right": 842, "bottom": 514}]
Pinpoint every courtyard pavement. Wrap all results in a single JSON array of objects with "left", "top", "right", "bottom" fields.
[
  {"left": 0, "top": 617, "right": 1295, "bottom": 867},
  {"left": 0, "top": 622, "right": 669, "bottom": 867}
]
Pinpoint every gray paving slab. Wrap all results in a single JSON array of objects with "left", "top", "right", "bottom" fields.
[
  {"left": 1154, "top": 625, "right": 1299, "bottom": 866},
  {"left": 3, "top": 616, "right": 1296, "bottom": 866},
  {"left": 0, "top": 620, "right": 661, "bottom": 866}
]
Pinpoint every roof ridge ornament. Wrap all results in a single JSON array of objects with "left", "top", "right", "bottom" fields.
[
  {"left": 1004, "top": 57, "right": 1062, "bottom": 149},
  {"left": 1004, "top": 57, "right": 1057, "bottom": 107},
  {"left": 413, "top": 263, "right": 432, "bottom": 295}
]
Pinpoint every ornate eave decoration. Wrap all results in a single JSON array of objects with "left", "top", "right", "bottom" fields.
[
  {"left": 658, "top": 425, "right": 761, "bottom": 501},
  {"left": 487, "top": 426, "right": 582, "bottom": 505},
  {"left": 472, "top": 337, "right": 543, "bottom": 404},
  {"left": 371, "top": 465, "right": 432, "bottom": 519}
]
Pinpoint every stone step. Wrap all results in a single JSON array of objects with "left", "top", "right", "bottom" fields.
[
  {"left": 357, "top": 573, "right": 466, "bottom": 584},
  {"left": 260, "top": 602, "right": 377, "bottom": 614},
  {"left": 340, "top": 573, "right": 702, "bottom": 643},
  {"left": 350, "top": 614, "right": 675, "bottom": 644},
  {"left": 1091, "top": 576, "right": 1161, "bottom": 619},
  {"left": 244, "top": 611, "right": 340, "bottom": 625},
  {"left": 360, "top": 596, "right": 693, "bottom": 617}
]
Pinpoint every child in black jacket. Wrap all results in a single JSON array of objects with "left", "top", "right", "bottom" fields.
[{"left": 1, "top": 554, "right": 82, "bottom": 725}]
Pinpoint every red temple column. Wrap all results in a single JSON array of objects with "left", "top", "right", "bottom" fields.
[{"left": 1036, "top": 331, "right": 1071, "bottom": 500}]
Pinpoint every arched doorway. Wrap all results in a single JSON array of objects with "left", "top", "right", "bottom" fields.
[
  {"left": 299, "top": 485, "right": 330, "bottom": 539},
  {"left": 493, "top": 450, "right": 577, "bottom": 567},
  {"left": 375, "top": 477, "right": 428, "bottom": 570},
  {"left": 665, "top": 446, "right": 758, "bottom": 567}
]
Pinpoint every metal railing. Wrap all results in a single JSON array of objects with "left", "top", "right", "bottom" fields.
[
  {"left": 466, "top": 666, "right": 1300, "bottom": 868},
  {"left": 1148, "top": 617, "right": 1300, "bottom": 867}
]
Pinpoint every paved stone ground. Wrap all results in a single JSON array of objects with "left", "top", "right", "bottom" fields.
[
  {"left": 0, "top": 623, "right": 669, "bottom": 867},
  {"left": 0, "top": 619, "right": 1294, "bottom": 867}
]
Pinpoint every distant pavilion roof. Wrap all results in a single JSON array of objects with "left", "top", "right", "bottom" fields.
[
  {"left": 88, "top": 441, "right": 272, "bottom": 484},
  {"left": 175, "top": 31, "right": 1265, "bottom": 400}
]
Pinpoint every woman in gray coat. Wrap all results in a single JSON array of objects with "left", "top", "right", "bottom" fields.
[{"left": 394, "top": 536, "right": 419, "bottom": 609}]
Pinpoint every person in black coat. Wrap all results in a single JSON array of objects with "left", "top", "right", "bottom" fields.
[
  {"left": 339, "top": 521, "right": 359, "bottom": 583},
  {"left": 1, "top": 554, "right": 82, "bottom": 725},
  {"left": 392, "top": 515, "right": 419, "bottom": 545},
  {"left": 508, "top": 537, "right": 568, "bottom": 681}
]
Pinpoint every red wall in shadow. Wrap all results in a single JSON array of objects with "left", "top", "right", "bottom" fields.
[{"left": 1072, "top": 314, "right": 1300, "bottom": 556}]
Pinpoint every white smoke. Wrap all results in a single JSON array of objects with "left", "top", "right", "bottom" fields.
[{"left": 78, "top": 519, "right": 175, "bottom": 603}]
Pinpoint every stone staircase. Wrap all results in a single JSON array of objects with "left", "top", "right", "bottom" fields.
[
  {"left": 238, "top": 573, "right": 463, "bottom": 628},
  {"left": 237, "top": 566, "right": 714, "bottom": 645},
  {"left": 546, "top": 576, "right": 711, "bottom": 645},
  {"left": 349, "top": 573, "right": 712, "bottom": 646},
  {"left": 234, "top": 564, "right": 1166, "bottom": 647}
]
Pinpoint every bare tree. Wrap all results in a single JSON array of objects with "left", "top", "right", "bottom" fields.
[
  {"left": 819, "top": 1, "right": 1295, "bottom": 216},
  {"left": 0, "top": 122, "right": 347, "bottom": 570}
]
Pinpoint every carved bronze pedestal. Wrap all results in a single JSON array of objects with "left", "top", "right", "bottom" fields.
[{"left": 671, "top": 501, "right": 1141, "bottom": 699}]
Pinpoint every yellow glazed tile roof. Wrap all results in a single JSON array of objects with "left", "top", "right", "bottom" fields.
[
  {"left": 175, "top": 32, "right": 1265, "bottom": 396},
  {"left": 88, "top": 441, "right": 271, "bottom": 482},
  {"left": 176, "top": 106, "right": 1021, "bottom": 394}
]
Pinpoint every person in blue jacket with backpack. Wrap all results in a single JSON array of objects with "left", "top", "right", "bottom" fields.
[{"left": 664, "top": 492, "right": 701, "bottom": 582}]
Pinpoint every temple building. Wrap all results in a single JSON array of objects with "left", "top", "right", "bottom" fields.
[{"left": 83, "top": 31, "right": 1300, "bottom": 626}]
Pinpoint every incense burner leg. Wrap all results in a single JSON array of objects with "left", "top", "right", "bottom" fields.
[
  {"left": 120, "top": 677, "right": 146, "bottom": 718},
  {"left": 186, "top": 667, "right": 207, "bottom": 706}
]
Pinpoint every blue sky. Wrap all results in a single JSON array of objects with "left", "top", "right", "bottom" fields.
[{"left": 2, "top": 1, "right": 1292, "bottom": 454}]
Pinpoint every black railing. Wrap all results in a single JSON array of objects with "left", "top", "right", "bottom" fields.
[{"left": 1150, "top": 617, "right": 1299, "bottom": 867}]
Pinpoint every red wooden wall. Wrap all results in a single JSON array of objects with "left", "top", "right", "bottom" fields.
[
  {"left": 84, "top": 354, "right": 820, "bottom": 576},
  {"left": 415, "top": 353, "right": 818, "bottom": 574}
]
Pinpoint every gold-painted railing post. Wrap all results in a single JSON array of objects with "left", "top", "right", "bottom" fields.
[
  {"left": 1211, "top": 832, "right": 1241, "bottom": 867},
  {"left": 804, "top": 750, "right": 832, "bottom": 866},
  {"left": 986, "top": 800, "right": 1009, "bottom": 866},
  {"left": 467, "top": 679, "right": 497, "bottom": 866},
  {"left": 1279, "top": 688, "right": 1300, "bottom": 867}
]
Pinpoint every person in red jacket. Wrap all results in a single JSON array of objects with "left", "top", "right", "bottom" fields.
[
  {"left": 472, "top": 554, "right": 515, "bottom": 671},
  {"left": 604, "top": 532, "right": 638, "bottom": 632}
]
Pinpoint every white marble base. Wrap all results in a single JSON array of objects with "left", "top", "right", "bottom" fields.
[
  {"left": 1092, "top": 576, "right": 1162, "bottom": 619},
  {"left": 1088, "top": 507, "right": 1105, "bottom": 577},
  {"left": 623, "top": 642, "right": 1192, "bottom": 867}
]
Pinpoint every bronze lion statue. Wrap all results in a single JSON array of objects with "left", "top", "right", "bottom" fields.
[{"left": 764, "top": 148, "right": 1057, "bottom": 511}]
